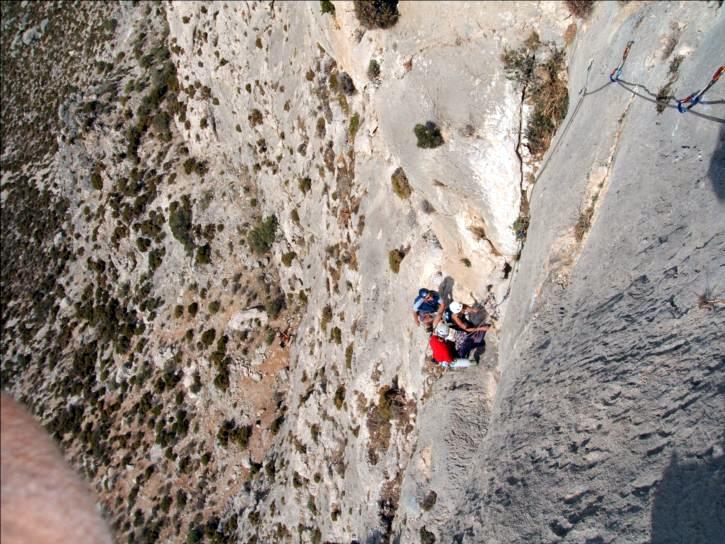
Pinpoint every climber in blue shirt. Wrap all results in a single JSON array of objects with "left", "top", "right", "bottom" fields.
[{"left": 412, "top": 288, "right": 445, "bottom": 329}]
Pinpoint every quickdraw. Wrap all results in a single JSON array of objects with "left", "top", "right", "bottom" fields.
[
  {"left": 610, "top": 40, "right": 634, "bottom": 83},
  {"left": 677, "top": 65, "right": 724, "bottom": 113}
]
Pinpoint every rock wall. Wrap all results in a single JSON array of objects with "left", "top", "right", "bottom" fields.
[
  {"left": 161, "top": 2, "right": 581, "bottom": 541},
  {"left": 1, "top": 1, "right": 723, "bottom": 543},
  {"left": 437, "top": 2, "right": 724, "bottom": 542}
]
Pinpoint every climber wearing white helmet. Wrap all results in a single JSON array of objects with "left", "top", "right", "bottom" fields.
[{"left": 448, "top": 300, "right": 490, "bottom": 334}]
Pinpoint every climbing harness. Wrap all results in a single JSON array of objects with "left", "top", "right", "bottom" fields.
[
  {"left": 676, "top": 65, "right": 724, "bottom": 113},
  {"left": 610, "top": 40, "right": 634, "bottom": 82}
]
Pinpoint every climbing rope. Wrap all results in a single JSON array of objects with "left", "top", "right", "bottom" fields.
[
  {"left": 676, "top": 65, "right": 724, "bottom": 113},
  {"left": 499, "top": 43, "right": 721, "bottom": 309},
  {"left": 609, "top": 40, "right": 634, "bottom": 83},
  {"left": 609, "top": 41, "right": 723, "bottom": 114}
]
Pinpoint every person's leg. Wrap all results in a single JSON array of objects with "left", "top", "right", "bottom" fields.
[
  {"left": 456, "top": 332, "right": 483, "bottom": 358},
  {"left": 450, "top": 358, "right": 473, "bottom": 369}
]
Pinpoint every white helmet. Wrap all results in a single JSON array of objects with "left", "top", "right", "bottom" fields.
[
  {"left": 434, "top": 323, "right": 449, "bottom": 338},
  {"left": 450, "top": 301, "right": 463, "bottom": 314}
]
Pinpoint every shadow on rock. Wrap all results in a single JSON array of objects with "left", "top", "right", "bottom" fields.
[
  {"left": 438, "top": 276, "right": 455, "bottom": 306},
  {"left": 650, "top": 450, "right": 725, "bottom": 543},
  {"left": 708, "top": 123, "right": 725, "bottom": 201}
]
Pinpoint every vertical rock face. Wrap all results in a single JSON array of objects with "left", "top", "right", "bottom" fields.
[
  {"left": 438, "top": 3, "right": 725, "bottom": 543},
  {"left": 2, "top": 1, "right": 723, "bottom": 543}
]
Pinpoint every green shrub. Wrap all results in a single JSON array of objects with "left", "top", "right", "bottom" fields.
[
  {"left": 320, "top": 305, "right": 333, "bottom": 330},
  {"left": 168, "top": 198, "right": 194, "bottom": 253},
  {"left": 174, "top": 305, "right": 184, "bottom": 318},
  {"left": 190, "top": 371, "right": 202, "bottom": 393},
  {"left": 148, "top": 248, "right": 164, "bottom": 272},
  {"left": 513, "top": 215, "right": 530, "bottom": 241},
  {"left": 339, "top": 72, "right": 356, "bottom": 95},
  {"left": 298, "top": 177, "right": 312, "bottom": 194},
  {"left": 281, "top": 251, "right": 296, "bottom": 267},
  {"left": 208, "top": 300, "right": 220, "bottom": 314},
  {"left": 270, "top": 415, "right": 285, "bottom": 435},
  {"left": 265, "top": 296, "right": 285, "bottom": 318},
  {"left": 201, "top": 328, "right": 216, "bottom": 346},
  {"left": 501, "top": 44, "right": 536, "bottom": 83},
  {"left": 391, "top": 167, "right": 411, "bottom": 199},
  {"left": 330, "top": 326, "right": 342, "bottom": 345},
  {"left": 217, "top": 420, "right": 252, "bottom": 449},
  {"left": 353, "top": 0, "right": 399, "bottom": 29},
  {"left": 348, "top": 113, "right": 360, "bottom": 140},
  {"left": 414, "top": 122, "right": 444, "bottom": 148},
  {"left": 420, "top": 527, "right": 436, "bottom": 544},
  {"left": 320, "top": 0, "right": 335, "bottom": 15},
  {"left": 136, "top": 237, "right": 151, "bottom": 252},
  {"left": 248, "top": 108, "right": 263, "bottom": 127},
  {"left": 188, "top": 302, "right": 198, "bottom": 317},
  {"left": 367, "top": 59, "right": 381, "bottom": 82},
  {"left": 187, "top": 527, "right": 203, "bottom": 544},
  {"left": 388, "top": 248, "right": 405, "bottom": 273},
  {"left": 247, "top": 215, "right": 278, "bottom": 254},
  {"left": 214, "top": 370, "right": 229, "bottom": 391},
  {"left": 153, "top": 111, "right": 172, "bottom": 141},
  {"left": 195, "top": 243, "right": 211, "bottom": 265},
  {"left": 334, "top": 385, "right": 346, "bottom": 409},
  {"left": 182, "top": 157, "right": 209, "bottom": 176},
  {"left": 90, "top": 171, "right": 103, "bottom": 190},
  {"left": 345, "top": 344, "right": 353, "bottom": 369}
]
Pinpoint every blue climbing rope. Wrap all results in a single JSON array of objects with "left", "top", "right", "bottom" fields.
[{"left": 609, "top": 39, "right": 722, "bottom": 114}]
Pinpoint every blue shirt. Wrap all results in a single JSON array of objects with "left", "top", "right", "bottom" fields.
[{"left": 413, "top": 292, "right": 440, "bottom": 314}]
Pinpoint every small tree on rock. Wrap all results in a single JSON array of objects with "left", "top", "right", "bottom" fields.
[
  {"left": 353, "top": 0, "right": 399, "bottom": 29},
  {"left": 414, "top": 122, "right": 444, "bottom": 149}
]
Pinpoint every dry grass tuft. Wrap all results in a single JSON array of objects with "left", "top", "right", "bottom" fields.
[
  {"left": 574, "top": 206, "right": 594, "bottom": 241},
  {"left": 564, "top": 0, "right": 595, "bottom": 19}
]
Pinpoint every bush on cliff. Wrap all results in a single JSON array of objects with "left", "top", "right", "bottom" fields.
[
  {"left": 247, "top": 215, "right": 278, "bottom": 254},
  {"left": 414, "top": 122, "right": 444, "bottom": 149},
  {"left": 353, "top": 0, "right": 399, "bottom": 29}
]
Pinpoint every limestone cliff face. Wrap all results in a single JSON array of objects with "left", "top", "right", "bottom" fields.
[
  {"left": 161, "top": 1, "right": 575, "bottom": 540},
  {"left": 399, "top": 2, "right": 725, "bottom": 543},
  {"left": 1, "top": 1, "right": 723, "bottom": 543}
]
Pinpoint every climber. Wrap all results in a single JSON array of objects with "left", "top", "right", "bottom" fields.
[
  {"left": 412, "top": 288, "right": 445, "bottom": 330},
  {"left": 448, "top": 301, "right": 490, "bottom": 334},
  {"left": 435, "top": 322, "right": 488, "bottom": 361},
  {"left": 429, "top": 329, "right": 473, "bottom": 369}
]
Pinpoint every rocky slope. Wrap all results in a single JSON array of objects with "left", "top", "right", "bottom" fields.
[{"left": 1, "top": 1, "right": 723, "bottom": 543}]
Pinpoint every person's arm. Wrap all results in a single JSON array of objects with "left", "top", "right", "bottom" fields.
[
  {"left": 453, "top": 312, "right": 476, "bottom": 332},
  {"left": 475, "top": 323, "right": 491, "bottom": 333},
  {"left": 432, "top": 301, "right": 445, "bottom": 327},
  {"left": 413, "top": 310, "right": 420, "bottom": 327}
]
